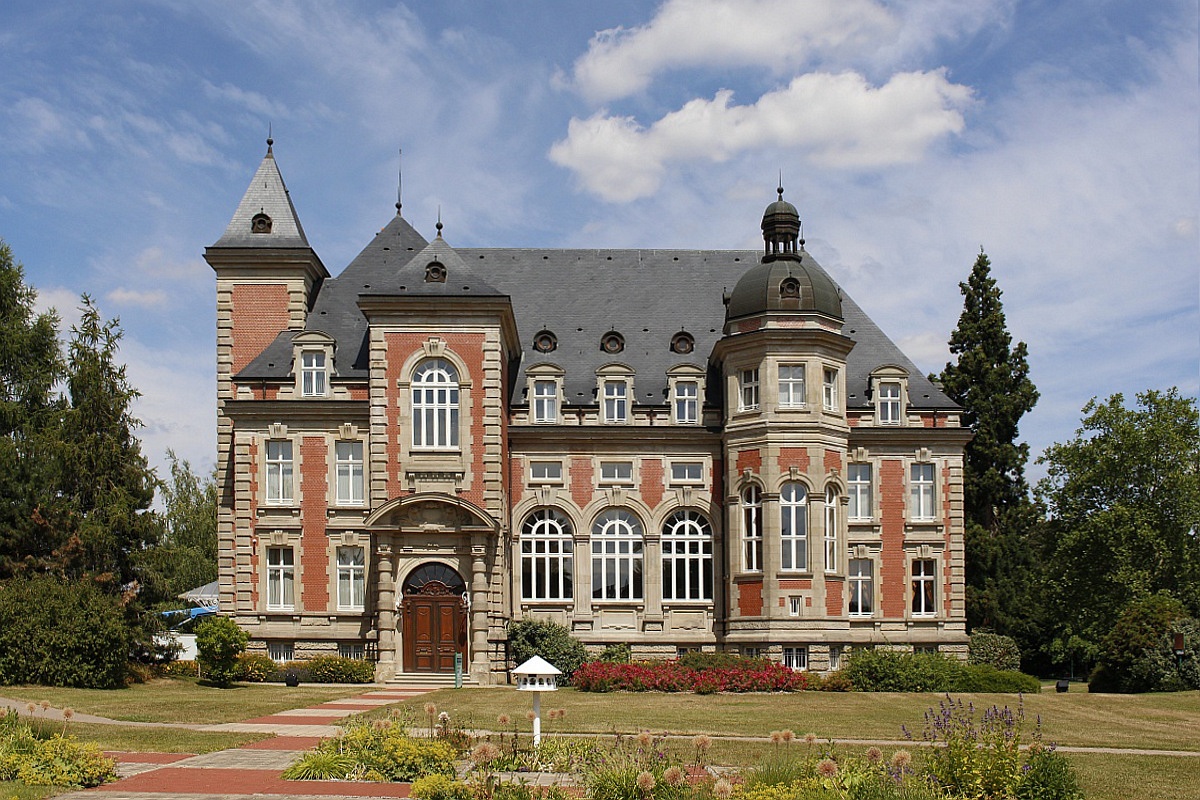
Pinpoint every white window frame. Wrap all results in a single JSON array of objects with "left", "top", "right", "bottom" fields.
[
  {"left": 529, "top": 460, "right": 564, "bottom": 484},
  {"left": 788, "top": 596, "right": 802, "bottom": 617},
  {"left": 599, "top": 460, "right": 634, "bottom": 486},
  {"left": 829, "top": 646, "right": 843, "bottom": 671},
  {"left": 848, "top": 558, "right": 873, "bottom": 617},
  {"left": 778, "top": 364, "right": 807, "bottom": 408},
  {"left": 911, "top": 463, "right": 936, "bottom": 521},
  {"left": 591, "top": 509, "right": 644, "bottom": 601},
  {"left": 661, "top": 509, "right": 713, "bottom": 602},
  {"left": 603, "top": 379, "right": 629, "bottom": 423},
  {"left": 782, "top": 646, "right": 808, "bottom": 671},
  {"left": 412, "top": 359, "right": 460, "bottom": 450},
  {"left": 739, "top": 368, "right": 760, "bottom": 411},
  {"left": 848, "top": 464, "right": 872, "bottom": 521},
  {"left": 824, "top": 487, "right": 838, "bottom": 574},
  {"left": 669, "top": 461, "right": 704, "bottom": 485},
  {"left": 521, "top": 508, "right": 574, "bottom": 601},
  {"left": 822, "top": 367, "right": 839, "bottom": 411},
  {"left": 339, "top": 643, "right": 365, "bottom": 660},
  {"left": 741, "top": 485, "right": 763, "bottom": 572},
  {"left": 335, "top": 440, "right": 364, "bottom": 506},
  {"left": 266, "top": 546, "right": 295, "bottom": 610},
  {"left": 533, "top": 379, "right": 559, "bottom": 424},
  {"left": 878, "top": 381, "right": 902, "bottom": 425},
  {"left": 265, "top": 440, "right": 294, "bottom": 505},
  {"left": 301, "top": 351, "right": 327, "bottom": 397},
  {"left": 911, "top": 558, "right": 937, "bottom": 616},
  {"left": 267, "top": 641, "right": 294, "bottom": 662},
  {"left": 336, "top": 546, "right": 366, "bottom": 610},
  {"left": 673, "top": 380, "right": 699, "bottom": 424},
  {"left": 780, "top": 482, "right": 808, "bottom": 571}
]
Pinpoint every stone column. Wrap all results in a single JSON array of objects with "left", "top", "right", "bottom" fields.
[
  {"left": 470, "top": 534, "right": 490, "bottom": 680},
  {"left": 643, "top": 532, "right": 663, "bottom": 620},
  {"left": 761, "top": 490, "right": 781, "bottom": 619},
  {"left": 375, "top": 541, "right": 397, "bottom": 679}
]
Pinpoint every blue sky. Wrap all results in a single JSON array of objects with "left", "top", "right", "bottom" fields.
[{"left": 1, "top": 0, "right": 1196, "bottom": 484}]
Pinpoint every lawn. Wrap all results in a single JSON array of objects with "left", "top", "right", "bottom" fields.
[{"left": 1, "top": 678, "right": 366, "bottom": 724}]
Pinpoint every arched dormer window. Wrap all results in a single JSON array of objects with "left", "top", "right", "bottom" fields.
[
  {"left": 412, "top": 359, "right": 459, "bottom": 449},
  {"left": 251, "top": 213, "right": 273, "bottom": 234}
]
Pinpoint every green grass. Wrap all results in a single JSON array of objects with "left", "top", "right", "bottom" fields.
[
  {"left": 392, "top": 687, "right": 1200, "bottom": 753},
  {"left": 28, "top": 720, "right": 270, "bottom": 753},
  {"left": 2, "top": 678, "right": 368, "bottom": 724},
  {"left": 0, "top": 781, "right": 59, "bottom": 800}
]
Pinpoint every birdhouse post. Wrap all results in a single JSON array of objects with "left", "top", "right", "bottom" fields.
[{"left": 512, "top": 655, "right": 561, "bottom": 746}]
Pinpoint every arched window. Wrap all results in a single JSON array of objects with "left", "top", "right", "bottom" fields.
[
  {"left": 742, "top": 486, "right": 763, "bottom": 571},
  {"left": 520, "top": 509, "right": 573, "bottom": 601},
  {"left": 781, "top": 483, "right": 807, "bottom": 571},
  {"left": 824, "top": 486, "right": 838, "bottom": 573},
  {"left": 591, "top": 509, "right": 643, "bottom": 601},
  {"left": 662, "top": 510, "right": 713, "bottom": 601},
  {"left": 411, "top": 359, "right": 459, "bottom": 449}
]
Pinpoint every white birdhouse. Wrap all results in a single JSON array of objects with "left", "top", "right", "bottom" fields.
[{"left": 513, "top": 655, "right": 561, "bottom": 692}]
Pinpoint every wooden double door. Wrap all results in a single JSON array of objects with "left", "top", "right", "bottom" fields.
[{"left": 401, "top": 564, "right": 467, "bottom": 673}]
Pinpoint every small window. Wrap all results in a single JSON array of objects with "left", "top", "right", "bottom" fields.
[
  {"left": 741, "top": 485, "right": 763, "bottom": 571},
  {"left": 788, "top": 596, "right": 802, "bottom": 617},
  {"left": 879, "top": 382, "right": 902, "bottom": 424},
  {"left": 301, "top": 351, "right": 327, "bottom": 397},
  {"left": 740, "top": 368, "right": 760, "bottom": 411},
  {"left": 911, "top": 464, "right": 936, "bottom": 520},
  {"left": 601, "top": 331, "right": 625, "bottom": 354},
  {"left": 603, "top": 380, "right": 628, "bottom": 423},
  {"left": 251, "top": 213, "right": 273, "bottom": 234},
  {"left": 335, "top": 441, "right": 364, "bottom": 505},
  {"left": 424, "top": 260, "right": 447, "bottom": 283},
  {"left": 600, "top": 461, "right": 633, "bottom": 484},
  {"left": 829, "top": 646, "right": 843, "bottom": 671},
  {"left": 339, "top": 643, "right": 365, "bottom": 660},
  {"left": 674, "top": 380, "right": 699, "bottom": 424},
  {"left": 530, "top": 461, "right": 563, "bottom": 483},
  {"left": 783, "top": 646, "right": 808, "bottom": 671},
  {"left": 912, "top": 559, "right": 937, "bottom": 616},
  {"left": 670, "top": 331, "right": 694, "bottom": 354},
  {"left": 914, "top": 645, "right": 939, "bottom": 656},
  {"left": 267, "top": 546, "right": 294, "bottom": 610},
  {"left": 778, "top": 364, "right": 806, "bottom": 408},
  {"left": 848, "top": 464, "right": 872, "bottom": 520},
  {"left": 533, "top": 330, "right": 557, "bottom": 353},
  {"left": 670, "top": 462, "right": 704, "bottom": 484},
  {"left": 533, "top": 379, "right": 559, "bottom": 423},
  {"left": 267, "top": 641, "right": 293, "bottom": 662},
  {"left": 780, "top": 277, "right": 801, "bottom": 299},
  {"left": 742, "top": 646, "right": 761, "bottom": 659},
  {"left": 822, "top": 368, "right": 839, "bottom": 411},
  {"left": 265, "top": 441, "right": 294, "bottom": 504},
  {"left": 849, "top": 558, "right": 873, "bottom": 616}
]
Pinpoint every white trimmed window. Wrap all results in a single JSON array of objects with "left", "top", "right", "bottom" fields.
[
  {"left": 268, "top": 641, "right": 294, "bottom": 662},
  {"left": 267, "top": 546, "right": 294, "bottom": 610},
  {"left": 335, "top": 441, "right": 364, "bottom": 505},
  {"left": 591, "top": 509, "right": 644, "bottom": 601},
  {"left": 780, "top": 482, "right": 808, "bottom": 571},
  {"left": 412, "top": 359, "right": 460, "bottom": 449},
  {"left": 849, "top": 558, "right": 873, "bottom": 616},
  {"left": 533, "top": 379, "right": 559, "bottom": 423},
  {"left": 265, "top": 440, "right": 294, "bottom": 504},
  {"left": 739, "top": 368, "right": 760, "bottom": 410},
  {"left": 670, "top": 461, "right": 704, "bottom": 484},
  {"left": 741, "top": 486, "right": 763, "bottom": 572},
  {"left": 778, "top": 365, "right": 806, "bottom": 408},
  {"left": 783, "top": 646, "right": 808, "bottom": 671},
  {"left": 301, "top": 351, "right": 327, "bottom": 397},
  {"left": 600, "top": 461, "right": 633, "bottom": 485},
  {"left": 879, "top": 382, "right": 902, "bottom": 424},
  {"left": 603, "top": 380, "right": 628, "bottom": 423},
  {"left": 824, "top": 487, "right": 838, "bottom": 573},
  {"left": 848, "top": 464, "right": 872, "bottom": 520},
  {"left": 661, "top": 509, "right": 713, "bottom": 601},
  {"left": 788, "top": 596, "right": 802, "bottom": 617},
  {"left": 521, "top": 508, "right": 574, "bottom": 601},
  {"left": 339, "top": 643, "right": 365, "bottom": 659},
  {"left": 829, "top": 646, "right": 843, "bottom": 671},
  {"left": 912, "top": 558, "right": 937, "bottom": 616},
  {"left": 911, "top": 464, "right": 936, "bottom": 520},
  {"left": 529, "top": 460, "right": 563, "bottom": 483},
  {"left": 674, "top": 380, "right": 699, "bottom": 424},
  {"left": 822, "top": 368, "right": 839, "bottom": 411},
  {"left": 337, "top": 546, "right": 365, "bottom": 610}
]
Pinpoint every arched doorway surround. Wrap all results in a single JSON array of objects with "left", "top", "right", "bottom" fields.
[{"left": 401, "top": 562, "right": 467, "bottom": 673}]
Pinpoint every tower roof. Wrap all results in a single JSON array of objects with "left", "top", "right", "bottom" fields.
[{"left": 211, "top": 141, "right": 311, "bottom": 249}]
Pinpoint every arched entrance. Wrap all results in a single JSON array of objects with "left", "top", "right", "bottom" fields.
[{"left": 401, "top": 563, "right": 467, "bottom": 673}]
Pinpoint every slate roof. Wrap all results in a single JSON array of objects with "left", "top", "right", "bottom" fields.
[{"left": 213, "top": 147, "right": 311, "bottom": 249}]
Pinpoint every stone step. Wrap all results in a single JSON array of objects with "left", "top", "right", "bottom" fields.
[{"left": 385, "top": 672, "right": 480, "bottom": 688}]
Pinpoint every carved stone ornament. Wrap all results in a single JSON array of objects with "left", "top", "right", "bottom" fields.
[{"left": 393, "top": 500, "right": 476, "bottom": 530}]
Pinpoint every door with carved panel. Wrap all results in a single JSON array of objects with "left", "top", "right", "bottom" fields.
[{"left": 401, "top": 563, "right": 467, "bottom": 673}]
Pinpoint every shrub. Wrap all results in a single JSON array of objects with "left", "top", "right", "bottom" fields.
[
  {"left": 954, "top": 664, "right": 1041, "bottom": 693},
  {"left": 676, "top": 651, "right": 770, "bottom": 671},
  {"left": 572, "top": 660, "right": 806, "bottom": 693},
  {"left": 1089, "top": 593, "right": 1196, "bottom": 693},
  {"left": 162, "top": 659, "right": 200, "bottom": 678},
  {"left": 0, "top": 710, "right": 116, "bottom": 788},
  {"left": 508, "top": 619, "right": 587, "bottom": 682},
  {"left": 0, "top": 575, "right": 134, "bottom": 689},
  {"left": 598, "top": 642, "right": 632, "bottom": 663},
  {"left": 233, "top": 653, "right": 278, "bottom": 682},
  {"left": 305, "top": 654, "right": 377, "bottom": 683},
  {"left": 410, "top": 773, "right": 472, "bottom": 800},
  {"left": 845, "top": 649, "right": 1037, "bottom": 693},
  {"left": 195, "top": 616, "right": 248, "bottom": 687},
  {"left": 969, "top": 631, "right": 1022, "bottom": 672}
]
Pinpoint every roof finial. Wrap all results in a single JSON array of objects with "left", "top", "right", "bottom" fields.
[
  {"left": 267, "top": 123, "right": 273, "bottom": 155},
  {"left": 436, "top": 206, "right": 443, "bottom": 238},
  {"left": 777, "top": 169, "right": 784, "bottom": 200},
  {"left": 396, "top": 147, "right": 403, "bottom": 216}
]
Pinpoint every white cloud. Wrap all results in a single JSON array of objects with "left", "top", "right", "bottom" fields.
[
  {"left": 32, "top": 286, "right": 85, "bottom": 334},
  {"left": 106, "top": 287, "right": 170, "bottom": 309},
  {"left": 550, "top": 70, "right": 971, "bottom": 201}
]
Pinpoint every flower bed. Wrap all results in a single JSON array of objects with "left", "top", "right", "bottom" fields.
[{"left": 572, "top": 660, "right": 807, "bottom": 693}]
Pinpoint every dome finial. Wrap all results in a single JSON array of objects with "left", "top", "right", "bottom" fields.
[
  {"left": 266, "top": 123, "right": 273, "bottom": 155},
  {"left": 436, "top": 206, "right": 443, "bottom": 238},
  {"left": 778, "top": 169, "right": 784, "bottom": 200},
  {"left": 396, "top": 147, "right": 403, "bottom": 216}
]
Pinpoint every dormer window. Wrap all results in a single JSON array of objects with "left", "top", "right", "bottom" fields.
[
  {"left": 533, "top": 330, "right": 557, "bottom": 353},
  {"left": 425, "top": 260, "right": 446, "bottom": 283},
  {"left": 670, "top": 331, "right": 694, "bottom": 354},
  {"left": 780, "top": 277, "right": 801, "bottom": 299},
  {"left": 596, "top": 364, "right": 634, "bottom": 424},
  {"left": 291, "top": 331, "right": 336, "bottom": 399},
  {"left": 251, "top": 213, "right": 272, "bottom": 234},
  {"left": 601, "top": 331, "right": 625, "bottom": 354},
  {"left": 870, "top": 366, "right": 909, "bottom": 426},
  {"left": 301, "top": 351, "right": 327, "bottom": 397},
  {"left": 667, "top": 364, "right": 705, "bottom": 426},
  {"left": 879, "top": 382, "right": 902, "bottom": 424}
]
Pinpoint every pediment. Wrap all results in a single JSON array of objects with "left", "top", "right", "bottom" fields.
[{"left": 365, "top": 493, "right": 497, "bottom": 532}]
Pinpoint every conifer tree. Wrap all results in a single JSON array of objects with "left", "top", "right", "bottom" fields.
[{"left": 938, "top": 250, "right": 1039, "bottom": 639}]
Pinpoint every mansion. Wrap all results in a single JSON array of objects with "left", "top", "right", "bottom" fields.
[{"left": 206, "top": 142, "right": 971, "bottom": 683}]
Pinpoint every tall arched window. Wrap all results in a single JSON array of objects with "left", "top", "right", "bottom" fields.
[
  {"left": 412, "top": 359, "right": 459, "bottom": 449},
  {"left": 662, "top": 510, "right": 713, "bottom": 601},
  {"left": 781, "top": 483, "right": 807, "bottom": 571},
  {"left": 591, "top": 509, "right": 643, "bottom": 600},
  {"left": 742, "top": 486, "right": 763, "bottom": 572},
  {"left": 824, "top": 486, "right": 838, "bottom": 573},
  {"left": 520, "top": 509, "right": 573, "bottom": 601}
]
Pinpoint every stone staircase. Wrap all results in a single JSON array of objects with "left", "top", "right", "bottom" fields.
[{"left": 385, "top": 672, "right": 480, "bottom": 688}]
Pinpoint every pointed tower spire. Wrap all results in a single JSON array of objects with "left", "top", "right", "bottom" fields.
[{"left": 212, "top": 141, "right": 310, "bottom": 248}]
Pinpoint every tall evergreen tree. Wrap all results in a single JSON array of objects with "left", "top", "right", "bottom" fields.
[{"left": 938, "top": 250, "right": 1040, "bottom": 640}]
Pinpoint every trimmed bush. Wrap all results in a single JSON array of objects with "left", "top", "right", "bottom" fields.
[
  {"left": 846, "top": 649, "right": 1037, "bottom": 693},
  {"left": 508, "top": 619, "right": 586, "bottom": 682},
  {"left": 0, "top": 575, "right": 133, "bottom": 688},
  {"left": 162, "top": 659, "right": 200, "bottom": 678},
  {"left": 195, "top": 616, "right": 248, "bottom": 687},
  {"left": 305, "top": 655, "right": 376, "bottom": 683},
  {"left": 234, "top": 653, "right": 278, "bottom": 682},
  {"left": 676, "top": 651, "right": 771, "bottom": 671},
  {"left": 969, "top": 631, "right": 1022, "bottom": 672}
]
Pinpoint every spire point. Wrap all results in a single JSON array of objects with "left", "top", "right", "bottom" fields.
[
  {"left": 436, "top": 206, "right": 443, "bottom": 238},
  {"left": 266, "top": 123, "right": 273, "bottom": 155},
  {"left": 396, "top": 147, "right": 403, "bottom": 216}
]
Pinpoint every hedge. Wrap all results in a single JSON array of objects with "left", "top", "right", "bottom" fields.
[
  {"left": 845, "top": 649, "right": 1039, "bottom": 693},
  {"left": 572, "top": 660, "right": 807, "bottom": 693}
]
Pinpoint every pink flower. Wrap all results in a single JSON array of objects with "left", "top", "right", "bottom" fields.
[
  {"left": 663, "top": 766, "right": 685, "bottom": 786},
  {"left": 636, "top": 771, "right": 655, "bottom": 793},
  {"left": 816, "top": 759, "right": 839, "bottom": 779},
  {"left": 866, "top": 747, "right": 882, "bottom": 764},
  {"left": 891, "top": 750, "right": 912, "bottom": 769}
]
